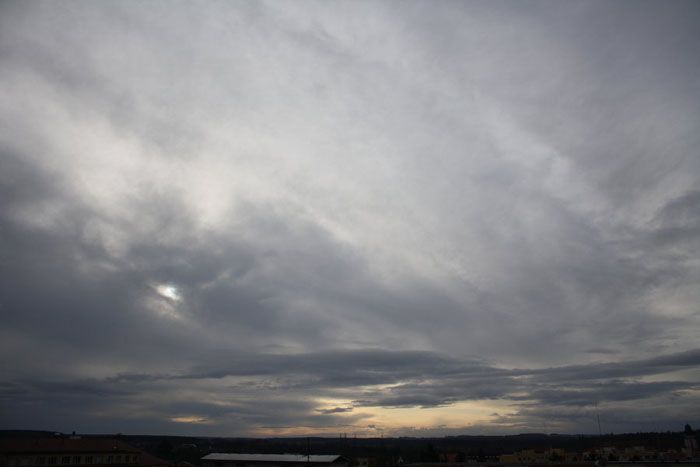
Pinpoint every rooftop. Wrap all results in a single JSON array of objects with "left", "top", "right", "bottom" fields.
[{"left": 0, "top": 438, "right": 141, "bottom": 454}]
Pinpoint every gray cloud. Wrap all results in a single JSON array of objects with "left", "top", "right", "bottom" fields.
[{"left": 1, "top": 0, "right": 700, "bottom": 435}]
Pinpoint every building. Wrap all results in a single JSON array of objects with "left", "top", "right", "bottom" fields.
[
  {"left": 352, "top": 458, "right": 375, "bottom": 467},
  {"left": 499, "top": 448, "right": 566, "bottom": 464},
  {"left": 0, "top": 438, "right": 168, "bottom": 467},
  {"left": 201, "top": 454, "right": 349, "bottom": 467},
  {"left": 685, "top": 431, "right": 699, "bottom": 459}
]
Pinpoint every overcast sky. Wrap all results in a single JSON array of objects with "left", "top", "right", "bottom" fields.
[{"left": 1, "top": 0, "right": 700, "bottom": 437}]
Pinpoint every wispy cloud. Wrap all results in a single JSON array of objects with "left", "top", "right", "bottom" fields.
[{"left": 1, "top": 0, "right": 699, "bottom": 435}]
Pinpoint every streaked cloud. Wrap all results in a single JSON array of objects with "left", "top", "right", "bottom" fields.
[{"left": 1, "top": 0, "right": 699, "bottom": 435}]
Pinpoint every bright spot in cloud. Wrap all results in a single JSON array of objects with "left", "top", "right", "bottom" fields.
[
  {"left": 146, "top": 283, "right": 185, "bottom": 320},
  {"left": 156, "top": 284, "right": 181, "bottom": 301}
]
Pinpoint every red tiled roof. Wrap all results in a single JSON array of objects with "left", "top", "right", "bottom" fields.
[
  {"left": 138, "top": 451, "right": 171, "bottom": 467},
  {"left": 0, "top": 438, "right": 140, "bottom": 454}
]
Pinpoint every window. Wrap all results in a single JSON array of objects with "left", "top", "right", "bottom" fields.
[
  {"left": 115, "top": 455, "right": 122, "bottom": 463},
  {"left": 62, "top": 457, "right": 71, "bottom": 465},
  {"left": 85, "top": 456, "right": 93, "bottom": 465},
  {"left": 48, "top": 457, "right": 58, "bottom": 465},
  {"left": 107, "top": 456, "right": 113, "bottom": 464},
  {"left": 73, "top": 456, "right": 81, "bottom": 465},
  {"left": 38, "top": 457, "right": 46, "bottom": 465}
]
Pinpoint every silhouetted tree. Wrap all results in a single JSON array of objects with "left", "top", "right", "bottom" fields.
[
  {"left": 155, "top": 439, "right": 174, "bottom": 460},
  {"left": 419, "top": 444, "right": 439, "bottom": 462}
]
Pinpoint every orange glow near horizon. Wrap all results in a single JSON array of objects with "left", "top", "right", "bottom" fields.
[
  {"left": 250, "top": 400, "right": 513, "bottom": 437},
  {"left": 171, "top": 416, "right": 211, "bottom": 424}
]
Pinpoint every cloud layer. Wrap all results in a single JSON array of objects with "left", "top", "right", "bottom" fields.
[{"left": 1, "top": 0, "right": 699, "bottom": 435}]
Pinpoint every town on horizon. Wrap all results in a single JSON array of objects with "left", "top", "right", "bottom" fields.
[{"left": 1, "top": 426, "right": 700, "bottom": 467}]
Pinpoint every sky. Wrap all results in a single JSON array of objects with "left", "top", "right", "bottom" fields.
[{"left": 1, "top": 0, "right": 700, "bottom": 437}]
